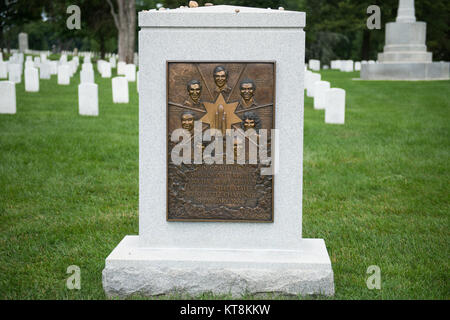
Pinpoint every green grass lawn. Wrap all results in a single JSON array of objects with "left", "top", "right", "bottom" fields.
[{"left": 0, "top": 67, "right": 448, "bottom": 299}]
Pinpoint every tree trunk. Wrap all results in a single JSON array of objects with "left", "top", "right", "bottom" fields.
[
  {"left": 107, "top": 0, "right": 136, "bottom": 64},
  {"left": 99, "top": 33, "right": 106, "bottom": 59},
  {"left": 361, "top": 29, "right": 371, "bottom": 60}
]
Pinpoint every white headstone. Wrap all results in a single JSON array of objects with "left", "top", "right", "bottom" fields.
[
  {"left": 0, "top": 61, "right": 7, "bottom": 78},
  {"left": 82, "top": 62, "right": 93, "bottom": 72},
  {"left": 57, "top": 65, "right": 70, "bottom": 85},
  {"left": 8, "top": 64, "right": 21, "bottom": 83},
  {"left": 0, "top": 81, "right": 16, "bottom": 114},
  {"left": 26, "top": 59, "right": 35, "bottom": 69},
  {"left": 109, "top": 56, "right": 117, "bottom": 68},
  {"left": 78, "top": 83, "right": 99, "bottom": 116},
  {"left": 355, "top": 61, "right": 361, "bottom": 71},
  {"left": 112, "top": 76, "right": 129, "bottom": 103},
  {"left": 341, "top": 60, "right": 353, "bottom": 72},
  {"left": 80, "top": 68, "right": 94, "bottom": 83},
  {"left": 309, "top": 59, "right": 321, "bottom": 71},
  {"left": 306, "top": 72, "right": 321, "bottom": 97},
  {"left": 117, "top": 61, "right": 126, "bottom": 75},
  {"left": 325, "top": 88, "right": 345, "bottom": 124},
  {"left": 40, "top": 62, "right": 51, "bottom": 79},
  {"left": 49, "top": 61, "right": 58, "bottom": 75},
  {"left": 124, "top": 64, "right": 136, "bottom": 82},
  {"left": 18, "top": 33, "right": 28, "bottom": 53},
  {"left": 313, "top": 81, "right": 330, "bottom": 110},
  {"left": 33, "top": 57, "right": 41, "bottom": 68},
  {"left": 304, "top": 70, "right": 312, "bottom": 92},
  {"left": 101, "top": 62, "right": 112, "bottom": 78},
  {"left": 25, "top": 67, "right": 39, "bottom": 92},
  {"left": 97, "top": 60, "right": 106, "bottom": 74}
]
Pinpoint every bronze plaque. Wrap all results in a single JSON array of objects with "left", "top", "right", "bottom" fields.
[{"left": 167, "top": 61, "right": 275, "bottom": 222}]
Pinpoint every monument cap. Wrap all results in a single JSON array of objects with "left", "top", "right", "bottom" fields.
[{"left": 139, "top": 5, "right": 305, "bottom": 28}]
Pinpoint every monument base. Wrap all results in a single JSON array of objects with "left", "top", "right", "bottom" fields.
[
  {"left": 102, "top": 236, "right": 334, "bottom": 298},
  {"left": 360, "top": 62, "right": 449, "bottom": 80}
]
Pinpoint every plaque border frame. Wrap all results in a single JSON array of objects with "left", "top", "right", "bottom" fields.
[{"left": 166, "top": 60, "right": 276, "bottom": 223}]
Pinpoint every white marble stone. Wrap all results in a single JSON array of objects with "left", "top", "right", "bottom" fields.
[
  {"left": 330, "top": 60, "right": 341, "bottom": 70},
  {"left": 24, "top": 67, "right": 39, "bottom": 92},
  {"left": 25, "top": 60, "right": 34, "bottom": 70},
  {"left": 0, "top": 81, "right": 16, "bottom": 114},
  {"left": 101, "top": 62, "right": 112, "bottom": 78},
  {"left": 49, "top": 61, "right": 58, "bottom": 75},
  {"left": 97, "top": 60, "right": 106, "bottom": 74},
  {"left": 103, "top": 5, "right": 333, "bottom": 298},
  {"left": 137, "top": 71, "right": 139, "bottom": 92},
  {"left": 355, "top": 61, "right": 361, "bottom": 71},
  {"left": 103, "top": 236, "right": 334, "bottom": 298},
  {"left": 341, "top": 60, "right": 353, "bottom": 72},
  {"left": 80, "top": 68, "right": 94, "bottom": 83},
  {"left": 18, "top": 33, "right": 28, "bottom": 52},
  {"left": 396, "top": 0, "right": 416, "bottom": 23},
  {"left": 124, "top": 64, "right": 136, "bottom": 82},
  {"left": 109, "top": 56, "right": 117, "bottom": 69},
  {"left": 361, "top": 0, "right": 449, "bottom": 80},
  {"left": 68, "top": 60, "right": 77, "bottom": 76},
  {"left": 78, "top": 83, "right": 99, "bottom": 116},
  {"left": 40, "top": 62, "right": 51, "bottom": 79},
  {"left": 117, "top": 61, "right": 126, "bottom": 75},
  {"left": 33, "top": 57, "right": 41, "bottom": 68},
  {"left": 304, "top": 70, "right": 311, "bottom": 91},
  {"left": 8, "top": 64, "right": 21, "bottom": 83},
  {"left": 112, "top": 76, "right": 129, "bottom": 103},
  {"left": 313, "top": 81, "right": 330, "bottom": 110},
  {"left": 57, "top": 65, "right": 70, "bottom": 85},
  {"left": 82, "top": 62, "right": 93, "bottom": 72},
  {"left": 0, "top": 61, "right": 7, "bottom": 78},
  {"left": 306, "top": 72, "right": 320, "bottom": 98},
  {"left": 60, "top": 54, "right": 67, "bottom": 63},
  {"left": 325, "top": 88, "right": 345, "bottom": 124},
  {"left": 309, "top": 59, "right": 320, "bottom": 71}
]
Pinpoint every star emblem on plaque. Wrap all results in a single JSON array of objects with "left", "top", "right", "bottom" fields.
[{"left": 167, "top": 62, "right": 275, "bottom": 222}]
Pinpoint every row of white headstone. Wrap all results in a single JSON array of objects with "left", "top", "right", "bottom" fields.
[
  {"left": 309, "top": 59, "right": 377, "bottom": 72},
  {"left": 1, "top": 52, "right": 139, "bottom": 116},
  {"left": 305, "top": 69, "right": 345, "bottom": 124}
]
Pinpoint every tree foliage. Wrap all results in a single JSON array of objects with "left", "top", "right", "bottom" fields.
[{"left": 1, "top": 0, "right": 449, "bottom": 62}]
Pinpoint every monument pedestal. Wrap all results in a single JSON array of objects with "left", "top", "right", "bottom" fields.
[
  {"left": 103, "top": 5, "right": 334, "bottom": 298},
  {"left": 361, "top": 0, "right": 449, "bottom": 80},
  {"left": 361, "top": 62, "right": 449, "bottom": 80},
  {"left": 103, "top": 236, "right": 334, "bottom": 297}
]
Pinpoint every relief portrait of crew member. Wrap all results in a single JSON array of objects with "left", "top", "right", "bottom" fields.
[
  {"left": 241, "top": 111, "right": 262, "bottom": 133},
  {"left": 213, "top": 65, "right": 231, "bottom": 97},
  {"left": 184, "top": 79, "right": 203, "bottom": 108},
  {"left": 180, "top": 111, "right": 195, "bottom": 134},
  {"left": 239, "top": 79, "right": 258, "bottom": 109}
]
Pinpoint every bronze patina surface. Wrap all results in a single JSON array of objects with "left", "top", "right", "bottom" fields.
[{"left": 167, "top": 62, "right": 275, "bottom": 222}]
